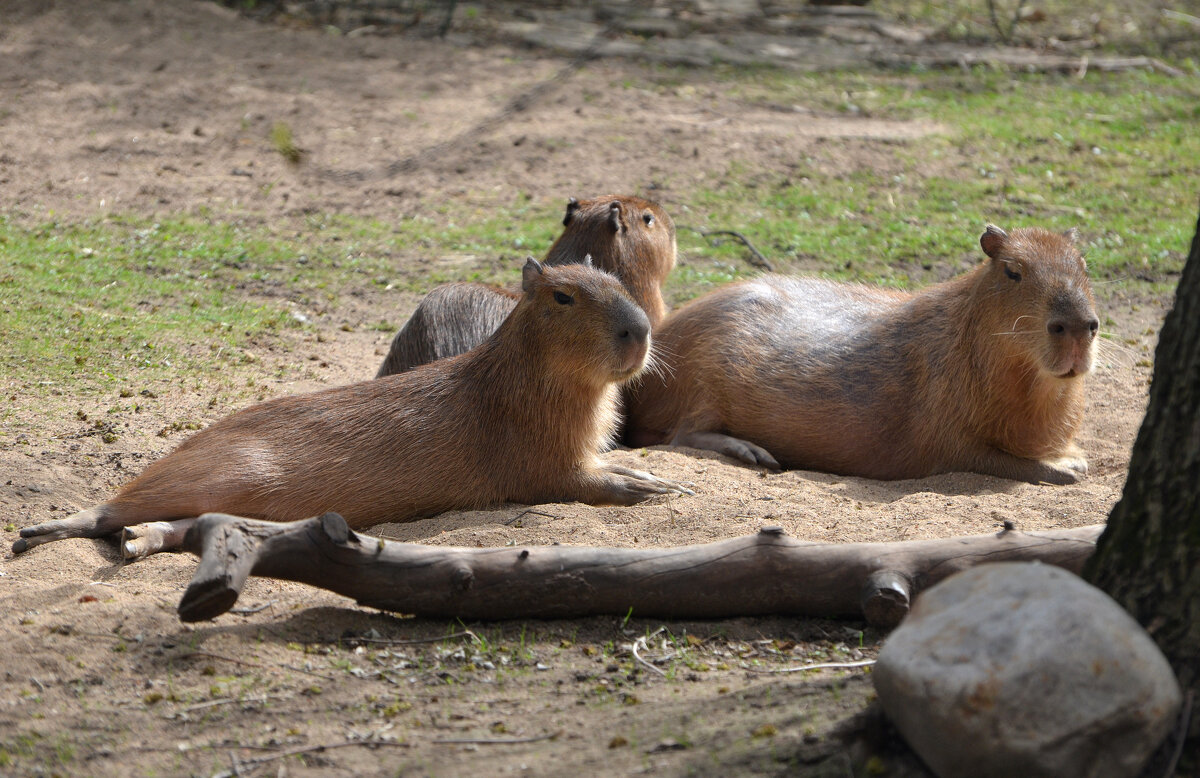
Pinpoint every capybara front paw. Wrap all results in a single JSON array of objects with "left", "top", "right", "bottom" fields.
[
  {"left": 727, "top": 440, "right": 781, "bottom": 470},
  {"left": 1059, "top": 457, "right": 1088, "bottom": 476},
  {"left": 1043, "top": 459, "right": 1086, "bottom": 485}
]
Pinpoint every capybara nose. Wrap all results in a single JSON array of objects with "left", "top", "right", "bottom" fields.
[
  {"left": 617, "top": 308, "right": 651, "bottom": 347},
  {"left": 1047, "top": 316, "right": 1099, "bottom": 341}
]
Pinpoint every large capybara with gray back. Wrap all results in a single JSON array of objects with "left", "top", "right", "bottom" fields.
[{"left": 625, "top": 225, "right": 1098, "bottom": 484}]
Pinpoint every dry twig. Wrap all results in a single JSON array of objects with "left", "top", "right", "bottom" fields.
[
  {"left": 209, "top": 739, "right": 411, "bottom": 778},
  {"left": 630, "top": 628, "right": 668, "bottom": 678},
  {"left": 684, "top": 227, "right": 775, "bottom": 272},
  {"left": 745, "top": 659, "right": 876, "bottom": 674},
  {"left": 433, "top": 732, "right": 561, "bottom": 745},
  {"left": 178, "top": 651, "right": 336, "bottom": 682}
]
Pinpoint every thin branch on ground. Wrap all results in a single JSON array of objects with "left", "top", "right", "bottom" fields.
[
  {"left": 178, "top": 651, "right": 337, "bottom": 682},
  {"left": 682, "top": 227, "right": 774, "bottom": 272},
  {"left": 229, "top": 600, "right": 277, "bottom": 615},
  {"left": 504, "top": 508, "right": 560, "bottom": 526},
  {"left": 1161, "top": 9, "right": 1200, "bottom": 28},
  {"left": 210, "top": 739, "right": 411, "bottom": 778},
  {"left": 296, "top": 630, "right": 481, "bottom": 647},
  {"left": 630, "top": 627, "right": 668, "bottom": 678},
  {"left": 745, "top": 659, "right": 877, "bottom": 674},
  {"left": 179, "top": 694, "right": 288, "bottom": 714},
  {"left": 433, "top": 732, "right": 561, "bottom": 745}
]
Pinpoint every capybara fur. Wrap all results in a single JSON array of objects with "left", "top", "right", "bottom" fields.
[
  {"left": 15, "top": 259, "right": 689, "bottom": 559},
  {"left": 376, "top": 195, "right": 675, "bottom": 377},
  {"left": 624, "top": 225, "right": 1099, "bottom": 484}
]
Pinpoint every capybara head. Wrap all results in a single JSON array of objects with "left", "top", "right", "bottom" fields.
[
  {"left": 978, "top": 225, "right": 1099, "bottom": 379},
  {"left": 519, "top": 257, "right": 651, "bottom": 384},
  {"left": 547, "top": 195, "right": 676, "bottom": 326}
]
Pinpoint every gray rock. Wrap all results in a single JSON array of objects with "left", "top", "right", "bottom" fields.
[{"left": 873, "top": 562, "right": 1182, "bottom": 778}]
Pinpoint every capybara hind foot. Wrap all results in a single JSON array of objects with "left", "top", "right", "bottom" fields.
[
  {"left": 585, "top": 464, "right": 694, "bottom": 506},
  {"left": 672, "top": 431, "right": 781, "bottom": 471},
  {"left": 974, "top": 449, "right": 1087, "bottom": 485},
  {"left": 12, "top": 507, "right": 119, "bottom": 554},
  {"left": 122, "top": 519, "right": 197, "bottom": 561}
]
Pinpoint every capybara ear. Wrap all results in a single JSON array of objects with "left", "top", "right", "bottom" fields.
[
  {"left": 521, "top": 256, "right": 545, "bottom": 293},
  {"left": 1062, "top": 227, "right": 1080, "bottom": 244},
  {"left": 563, "top": 197, "right": 580, "bottom": 227},
  {"left": 582, "top": 253, "right": 593, "bottom": 268},
  {"left": 608, "top": 201, "right": 625, "bottom": 234},
  {"left": 980, "top": 224, "right": 1008, "bottom": 259}
]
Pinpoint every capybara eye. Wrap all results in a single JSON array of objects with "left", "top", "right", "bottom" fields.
[
  {"left": 1003, "top": 266, "right": 1022, "bottom": 282},
  {"left": 553, "top": 291, "right": 574, "bottom": 306},
  {"left": 643, "top": 212, "right": 654, "bottom": 226}
]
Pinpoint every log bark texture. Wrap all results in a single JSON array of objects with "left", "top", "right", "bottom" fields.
[
  {"left": 179, "top": 512, "right": 1101, "bottom": 627},
  {"left": 1085, "top": 203, "right": 1200, "bottom": 753}
]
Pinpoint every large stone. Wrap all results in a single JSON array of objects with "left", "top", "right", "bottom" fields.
[{"left": 873, "top": 562, "right": 1182, "bottom": 778}]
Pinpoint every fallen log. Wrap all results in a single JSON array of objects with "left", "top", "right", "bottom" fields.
[{"left": 177, "top": 512, "right": 1103, "bottom": 627}]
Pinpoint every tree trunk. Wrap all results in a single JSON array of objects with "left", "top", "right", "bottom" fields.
[
  {"left": 178, "top": 511, "right": 1101, "bottom": 628},
  {"left": 1084, "top": 203, "right": 1200, "bottom": 756}
]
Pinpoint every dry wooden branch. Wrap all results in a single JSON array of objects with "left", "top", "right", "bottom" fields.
[
  {"left": 211, "top": 738, "right": 411, "bottom": 778},
  {"left": 432, "top": 732, "right": 561, "bottom": 745},
  {"left": 683, "top": 227, "right": 775, "bottom": 272},
  {"left": 178, "top": 513, "right": 1102, "bottom": 628}
]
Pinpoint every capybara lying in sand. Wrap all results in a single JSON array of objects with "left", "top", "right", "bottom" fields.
[
  {"left": 15, "top": 259, "right": 690, "bottom": 560},
  {"left": 625, "top": 225, "right": 1098, "bottom": 484}
]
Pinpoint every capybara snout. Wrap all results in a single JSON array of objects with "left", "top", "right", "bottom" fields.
[
  {"left": 1045, "top": 287, "right": 1099, "bottom": 378},
  {"left": 610, "top": 295, "right": 652, "bottom": 376}
]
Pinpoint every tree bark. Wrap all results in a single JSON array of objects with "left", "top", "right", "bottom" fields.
[
  {"left": 1085, "top": 204, "right": 1200, "bottom": 754},
  {"left": 178, "top": 511, "right": 1101, "bottom": 628}
]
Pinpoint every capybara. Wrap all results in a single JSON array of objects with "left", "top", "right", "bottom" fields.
[
  {"left": 376, "top": 195, "right": 675, "bottom": 377},
  {"left": 15, "top": 259, "right": 689, "bottom": 559},
  {"left": 624, "top": 225, "right": 1098, "bottom": 484}
]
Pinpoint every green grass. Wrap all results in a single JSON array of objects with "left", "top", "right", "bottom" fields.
[
  {"left": 2, "top": 68, "right": 1195, "bottom": 406},
  {"left": 0, "top": 208, "right": 559, "bottom": 400},
  {"left": 669, "top": 67, "right": 1198, "bottom": 299}
]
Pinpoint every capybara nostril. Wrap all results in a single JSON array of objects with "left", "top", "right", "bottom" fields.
[
  {"left": 1050, "top": 316, "right": 1099, "bottom": 340},
  {"left": 623, "top": 319, "right": 650, "bottom": 344}
]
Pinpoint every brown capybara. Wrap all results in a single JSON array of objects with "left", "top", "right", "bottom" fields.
[
  {"left": 14, "top": 259, "right": 690, "bottom": 560},
  {"left": 375, "top": 195, "right": 676, "bottom": 377},
  {"left": 624, "top": 225, "right": 1099, "bottom": 485}
]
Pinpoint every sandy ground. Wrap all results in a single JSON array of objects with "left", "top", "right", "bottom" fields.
[{"left": 0, "top": 2, "right": 1173, "bottom": 776}]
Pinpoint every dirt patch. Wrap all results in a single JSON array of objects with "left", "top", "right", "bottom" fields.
[
  {"left": 0, "top": 2, "right": 1172, "bottom": 776},
  {"left": 0, "top": 0, "right": 946, "bottom": 227}
]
